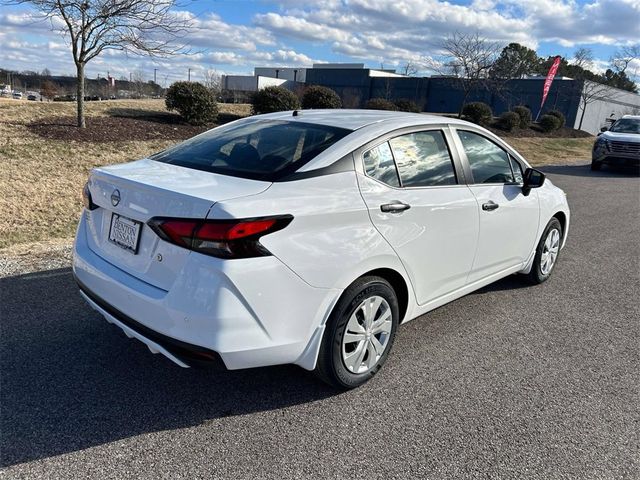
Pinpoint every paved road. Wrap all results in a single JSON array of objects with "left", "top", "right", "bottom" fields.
[{"left": 1, "top": 164, "right": 638, "bottom": 479}]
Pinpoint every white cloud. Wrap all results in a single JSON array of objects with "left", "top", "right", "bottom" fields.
[
  {"left": 0, "top": 0, "right": 638, "bottom": 84},
  {"left": 254, "top": 13, "right": 350, "bottom": 43}
]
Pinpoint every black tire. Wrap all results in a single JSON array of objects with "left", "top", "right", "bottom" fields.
[
  {"left": 315, "top": 276, "right": 399, "bottom": 389},
  {"left": 527, "top": 218, "right": 563, "bottom": 284},
  {"left": 591, "top": 160, "right": 601, "bottom": 171}
]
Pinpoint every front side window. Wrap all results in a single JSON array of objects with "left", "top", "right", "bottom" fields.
[
  {"left": 458, "top": 131, "right": 515, "bottom": 184},
  {"left": 363, "top": 142, "right": 400, "bottom": 187},
  {"left": 389, "top": 131, "right": 457, "bottom": 187},
  {"left": 151, "top": 120, "right": 351, "bottom": 181},
  {"left": 509, "top": 156, "right": 524, "bottom": 183}
]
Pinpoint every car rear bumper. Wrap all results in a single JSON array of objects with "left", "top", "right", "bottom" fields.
[{"left": 73, "top": 213, "right": 341, "bottom": 370}]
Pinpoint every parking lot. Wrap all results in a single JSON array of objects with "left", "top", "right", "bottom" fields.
[{"left": 1, "top": 163, "right": 638, "bottom": 479}]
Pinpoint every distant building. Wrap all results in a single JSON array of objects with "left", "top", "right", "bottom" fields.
[{"left": 221, "top": 63, "right": 640, "bottom": 134}]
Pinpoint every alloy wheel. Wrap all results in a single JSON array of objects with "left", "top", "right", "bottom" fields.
[
  {"left": 341, "top": 295, "right": 393, "bottom": 374},
  {"left": 540, "top": 228, "right": 560, "bottom": 275}
]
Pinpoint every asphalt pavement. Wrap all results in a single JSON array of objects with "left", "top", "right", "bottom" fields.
[{"left": 1, "top": 163, "right": 638, "bottom": 479}]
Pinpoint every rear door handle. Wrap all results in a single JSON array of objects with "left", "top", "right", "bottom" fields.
[
  {"left": 482, "top": 201, "right": 499, "bottom": 211},
  {"left": 380, "top": 201, "right": 411, "bottom": 213}
]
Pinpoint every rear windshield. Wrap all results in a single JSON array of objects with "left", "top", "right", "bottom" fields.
[{"left": 151, "top": 119, "right": 351, "bottom": 181}]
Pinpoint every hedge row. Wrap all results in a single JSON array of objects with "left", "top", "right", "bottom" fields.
[
  {"left": 460, "top": 102, "right": 564, "bottom": 133},
  {"left": 166, "top": 82, "right": 566, "bottom": 134}
]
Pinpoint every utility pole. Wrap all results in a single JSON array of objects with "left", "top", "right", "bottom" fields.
[
  {"left": 129, "top": 72, "right": 132, "bottom": 83},
  {"left": 154, "top": 68, "right": 157, "bottom": 84},
  {"left": 188, "top": 68, "right": 191, "bottom": 82}
]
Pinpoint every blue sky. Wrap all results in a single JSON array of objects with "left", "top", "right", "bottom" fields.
[{"left": 1, "top": 0, "right": 638, "bottom": 85}]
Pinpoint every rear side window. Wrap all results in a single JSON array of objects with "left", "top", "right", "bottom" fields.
[
  {"left": 363, "top": 142, "right": 400, "bottom": 187},
  {"left": 151, "top": 120, "right": 351, "bottom": 181},
  {"left": 389, "top": 131, "right": 457, "bottom": 187},
  {"left": 458, "top": 131, "right": 515, "bottom": 184}
]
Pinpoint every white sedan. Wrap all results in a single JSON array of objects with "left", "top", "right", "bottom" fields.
[{"left": 74, "top": 110, "right": 570, "bottom": 389}]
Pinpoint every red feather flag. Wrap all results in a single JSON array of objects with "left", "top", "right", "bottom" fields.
[{"left": 537, "top": 56, "right": 561, "bottom": 119}]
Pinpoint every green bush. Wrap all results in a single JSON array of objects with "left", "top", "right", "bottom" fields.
[
  {"left": 365, "top": 98, "right": 398, "bottom": 110},
  {"left": 393, "top": 99, "right": 420, "bottom": 113},
  {"left": 539, "top": 114, "right": 562, "bottom": 132},
  {"left": 251, "top": 86, "right": 300, "bottom": 114},
  {"left": 498, "top": 111, "right": 521, "bottom": 132},
  {"left": 512, "top": 106, "right": 532, "bottom": 128},
  {"left": 547, "top": 109, "right": 566, "bottom": 128},
  {"left": 301, "top": 85, "right": 342, "bottom": 109},
  {"left": 462, "top": 102, "right": 493, "bottom": 125},
  {"left": 165, "top": 81, "right": 218, "bottom": 125}
]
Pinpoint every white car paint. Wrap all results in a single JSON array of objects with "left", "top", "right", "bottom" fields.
[{"left": 73, "top": 110, "right": 570, "bottom": 373}]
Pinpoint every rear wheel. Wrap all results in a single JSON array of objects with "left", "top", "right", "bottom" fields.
[
  {"left": 527, "top": 218, "right": 562, "bottom": 284},
  {"left": 315, "top": 276, "right": 399, "bottom": 389}
]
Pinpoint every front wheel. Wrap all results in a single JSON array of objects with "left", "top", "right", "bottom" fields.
[
  {"left": 591, "top": 160, "right": 601, "bottom": 171},
  {"left": 527, "top": 218, "right": 562, "bottom": 284},
  {"left": 315, "top": 276, "right": 399, "bottom": 389}
]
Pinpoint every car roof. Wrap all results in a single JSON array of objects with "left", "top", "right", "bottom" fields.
[
  {"left": 253, "top": 109, "right": 470, "bottom": 131},
  {"left": 621, "top": 115, "right": 640, "bottom": 119}
]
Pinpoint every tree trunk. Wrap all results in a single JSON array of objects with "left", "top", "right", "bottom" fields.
[
  {"left": 458, "top": 89, "right": 470, "bottom": 118},
  {"left": 76, "top": 62, "right": 86, "bottom": 128},
  {"left": 578, "top": 100, "right": 587, "bottom": 131}
]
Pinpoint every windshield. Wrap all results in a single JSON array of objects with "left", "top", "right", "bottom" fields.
[
  {"left": 151, "top": 119, "right": 351, "bottom": 181},
  {"left": 609, "top": 118, "right": 640, "bottom": 134}
]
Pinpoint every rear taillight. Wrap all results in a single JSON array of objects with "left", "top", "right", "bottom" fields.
[
  {"left": 147, "top": 215, "right": 293, "bottom": 259},
  {"left": 82, "top": 182, "right": 98, "bottom": 210}
]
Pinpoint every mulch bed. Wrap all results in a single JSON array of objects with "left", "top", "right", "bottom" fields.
[{"left": 26, "top": 115, "right": 210, "bottom": 142}]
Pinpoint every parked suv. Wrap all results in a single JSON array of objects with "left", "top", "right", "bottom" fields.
[
  {"left": 592, "top": 115, "right": 640, "bottom": 170},
  {"left": 74, "top": 110, "right": 570, "bottom": 389}
]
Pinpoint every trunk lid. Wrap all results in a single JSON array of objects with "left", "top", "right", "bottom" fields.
[{"left": 84, "top": 159, "right": 271, "bottom": 290}]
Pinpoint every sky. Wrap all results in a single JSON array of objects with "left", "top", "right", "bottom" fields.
[{"left": 0, "top": 0, "right": 639, "bottom": 86}]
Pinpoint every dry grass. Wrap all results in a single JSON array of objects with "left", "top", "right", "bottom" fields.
[
  {"left": 0, "top": 99, "right": 249, "bottom": 248},
  {"left": 509, "top": 137, "right": 593, "bottom": 166},
  {"left": 0, "top": 98, "right": 590, "bottom": 249}
]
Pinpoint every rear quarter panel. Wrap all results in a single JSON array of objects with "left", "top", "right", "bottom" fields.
[{"left": 208, "top": 171, "right": 414, "bottom": 295}]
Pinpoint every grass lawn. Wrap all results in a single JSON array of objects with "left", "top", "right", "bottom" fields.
[{"left": 0, "top": 99, "right": 592, "bottom": 249}]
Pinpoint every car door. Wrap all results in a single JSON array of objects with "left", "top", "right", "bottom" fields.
[
  {"left": 356, "top": 127, "right": 479, "bottom": 305},
  {"left": 452, "top": 129, "right": 540, "bottom": 283}
]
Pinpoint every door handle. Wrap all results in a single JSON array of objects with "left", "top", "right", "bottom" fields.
[
  {"left": 482, "top": 201, "right": 499, "bottom": 211},
  {"left": 380, "top": 201, "right": 411, "bottom": 213}
]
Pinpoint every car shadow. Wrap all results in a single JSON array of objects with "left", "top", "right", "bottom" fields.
[
  {"left": 0, "top": 268, "right": 337, "bottom": 468},
  {"left": 540, "top": 163, "right": 640, "bottom": 178},
  {"left": 472, "top": 274, "right": 533, "bottom": 294}
]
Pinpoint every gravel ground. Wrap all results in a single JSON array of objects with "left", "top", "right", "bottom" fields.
[
  {"left": 0, "top": 240, "right": 73, "bottom": 278},
  {"left": 1, "top": 163, "right": 638, "bottom": 479}
]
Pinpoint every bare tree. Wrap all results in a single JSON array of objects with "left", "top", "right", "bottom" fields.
[
  {"left": 39, "top": 79, "right": 57, "bottom": 99},
  {"left": 426, "top": 32, "right": 502, "bottom": 117},
  {"left": 611, "top": 44, "right": 640, "bottom": 77},
  {"left": 9, "top": 0, "right": 191, "bottom": 127},
  {"left": 203, "top": 69, "right": 221, "bottom": 96},
  {"left": 131, "top": 69, "right": 146, "bottom": 98},
  {"left": 577, "top": 79, "right": 617, "bottom": 130},
  {"left": 572, "top": 47, "right": 594, "bottom": 70},
  {"left": 401, "top": 61, "right": 418, "bottom": 77}
]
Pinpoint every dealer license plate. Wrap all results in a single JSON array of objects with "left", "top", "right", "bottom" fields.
[{"left": 109, "top": 213, "right": 142, "bottom": 253}]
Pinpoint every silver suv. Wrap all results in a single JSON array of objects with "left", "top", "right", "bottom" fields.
[{"left": 592, "top": 115, "right": 640, "bottom": 170}]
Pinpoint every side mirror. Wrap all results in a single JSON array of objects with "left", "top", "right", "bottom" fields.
[
  {"left": 600, "top": 126, "right": 608, "bottom": 132},
  {"left": 522, "top": 168, "right": 545, "bottom": 196}
]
